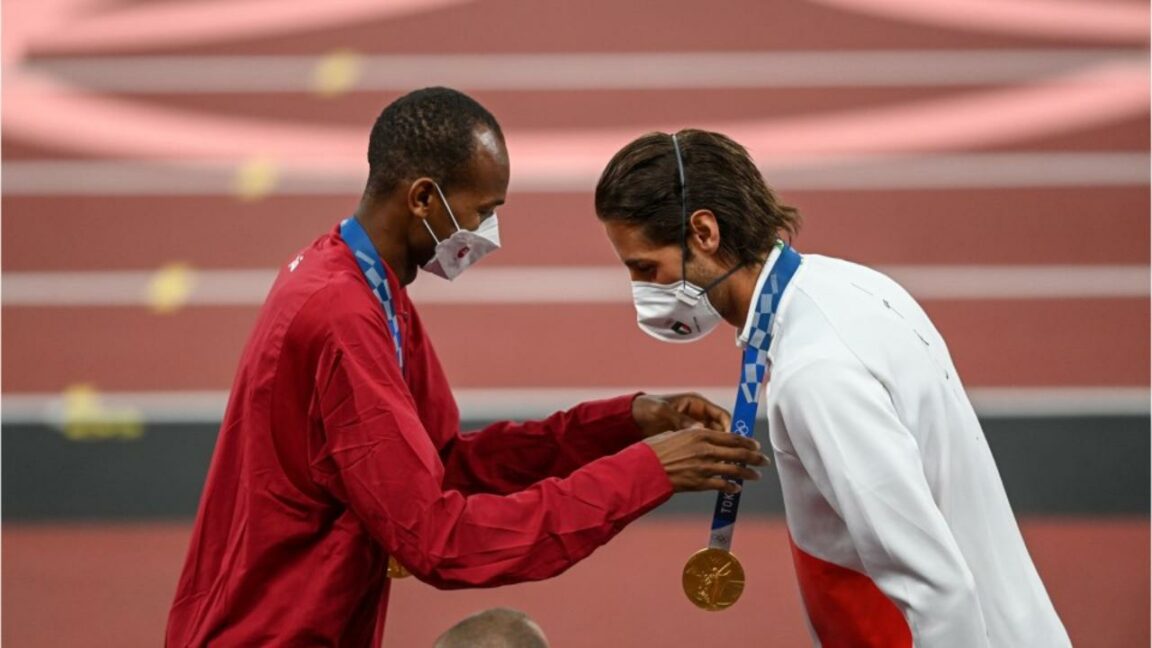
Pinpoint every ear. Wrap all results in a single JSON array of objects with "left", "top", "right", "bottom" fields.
[
  {"left": 687, "top": 209, "right": 721, "bottom": 255},
  {"left": 407, "top": 177, "right": 438, "bottom": 221}
]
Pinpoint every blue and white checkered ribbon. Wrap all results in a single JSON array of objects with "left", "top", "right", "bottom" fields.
[
  {"left": 708, "top": 243, "right": 802, "bottom": 552},
  {"left": 340, "top": 217, "right": 404, "bottom": 371}
]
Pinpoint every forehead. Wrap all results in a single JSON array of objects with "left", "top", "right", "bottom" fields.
[
  {"left": 603, "top": 221, "right": 677, "bottom": 258},
  {"left": 458, "top": 127, "right": 509, "bottom": 196}
]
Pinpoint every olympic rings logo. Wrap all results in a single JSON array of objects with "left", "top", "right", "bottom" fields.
[{"left": 733, "top": 419, "right": 750, "bottom": 436}]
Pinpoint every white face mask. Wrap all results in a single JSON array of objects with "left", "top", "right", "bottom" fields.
[
  {"left": 632, "top": 280, "right": 725, "bottom": 343},
  {"left": 421, "top": 183, "right": 501, "bottom": 281}
]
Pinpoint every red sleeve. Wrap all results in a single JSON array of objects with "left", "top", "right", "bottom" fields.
[
  {"left": 398, "top": 295, "right": 646, "bottom": 495},
  {"left": 441, "top": 396, "right": 648, "bottom": 495},
  {"left": 311, "top": 284, "right": 672, "bottom": 588}
]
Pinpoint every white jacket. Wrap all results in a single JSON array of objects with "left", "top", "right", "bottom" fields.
[{"left": 746, "top": 249, "right": 1071, "bottom": 647}]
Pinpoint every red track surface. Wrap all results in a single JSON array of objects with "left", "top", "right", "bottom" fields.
[
  {"left": 3, "top": 1, "right": 1148, "bottom": 397},
  {"left": 4, "top": 189, "right": 1151, "bottom": 271},
  {"left": 3, "top": 189, "right": 1149, "bottom": 393},
  {"left": 2, "top": 519, "right": 1147, "bottom": 647},
  {"left": 3, "top": 299, "right": 1148, "bottom": 392}
]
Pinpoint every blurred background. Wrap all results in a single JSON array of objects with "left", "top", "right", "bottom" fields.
[{"left": 2, "top": 0, "right": 1149, "bottom": 646}]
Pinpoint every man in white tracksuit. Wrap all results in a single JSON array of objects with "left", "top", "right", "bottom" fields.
[{"left": 593, "top": 128, "right": 1071, "bottom": 647}]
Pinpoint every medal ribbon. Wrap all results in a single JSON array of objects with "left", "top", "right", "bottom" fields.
[
  {"left": 707, "top": 243, "right": 802, "bottom": 552},
  {"left": 341, "top": 217, "right": 411, "bottom": 579},
  {"left": 340, "top": 217, "right": 404, "bottom": 371}
]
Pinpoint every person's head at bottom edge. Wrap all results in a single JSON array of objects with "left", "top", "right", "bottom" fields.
[{"left": 434, "top": 607, "right": 549, "bottom": 648}]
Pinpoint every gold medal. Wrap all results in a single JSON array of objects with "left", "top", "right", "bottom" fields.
[
  {"left": 387, "top": 556, "right": 411, "bottom": 579},
  {"left": 682, "top": 547, "right": 745, "bottom": 611}
]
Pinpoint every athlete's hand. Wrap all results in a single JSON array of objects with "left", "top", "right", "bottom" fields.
[
  {"left": 644, "top": 427, "right": 768, "bottom": 494},
  {"left": 632, "top": 393, "right": 732, "bottom": 436}
]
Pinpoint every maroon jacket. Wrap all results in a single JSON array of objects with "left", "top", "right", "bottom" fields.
[{"left": 166, "top": 225, "right": 672, "bottom": 646}]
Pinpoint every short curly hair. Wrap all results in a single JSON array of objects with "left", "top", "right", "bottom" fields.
[{"left": 366, "top": 87, "right": 504, "bottom": 196}]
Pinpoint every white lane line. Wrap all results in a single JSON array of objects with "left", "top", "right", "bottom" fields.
[
  {"left": 2, "top": 386, "right": 1147, "bottom": 424},
  {"left": 809, "top": 0, "right": 1148, "bottom": 43},
  {"left": 1, "top": 269, "right": 278, "bottom": 307},
  {"left": 3, "top": 153, "right": 1148, "bottom": 196},
  {"left": 881, "top": 266, "right": 1151, "bottom": 300},
  {"left": 2, "top": 265, "right": 1148, "bottom": 306},
  {"left": 23, "top": 50, "right": 1148, "bottom": 92}
]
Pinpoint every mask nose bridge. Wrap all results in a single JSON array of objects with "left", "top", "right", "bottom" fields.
[
  {"left": 675, "top": 284, "right": 704, "bottom": 306},
  {"left": 476, "top": 212, "right": 500, "bottom": 235}
]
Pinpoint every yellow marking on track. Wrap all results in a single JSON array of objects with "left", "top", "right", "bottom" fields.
[
  {"left": 311, "top": 49, "right": 362, "bottom": 97},
  {"left": 61, "top": 384, "right": 144, "bottom": 441},
  {"left": 233, "top": 156, "right": 280, "bottom": 201},
  {"left": 147, "top": 263, "right": 196, "bottom": 314}
]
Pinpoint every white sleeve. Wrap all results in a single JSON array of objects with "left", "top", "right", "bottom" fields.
[{"left": 775, "top": 358, "right": 990, "bottom": 647}]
